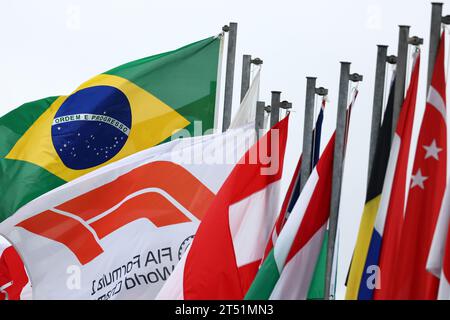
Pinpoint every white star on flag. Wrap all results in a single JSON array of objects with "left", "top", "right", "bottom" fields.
[
  {"left": 411, "top": 169, "right": 428, "bottom": 190},
  {"left": 423, "top": 139, "right": 443, "bottom": 160}
]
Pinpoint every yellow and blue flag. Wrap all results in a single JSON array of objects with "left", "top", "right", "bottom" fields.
[{"left": 345, "top": 74, "right": 395, "bottom": 300}]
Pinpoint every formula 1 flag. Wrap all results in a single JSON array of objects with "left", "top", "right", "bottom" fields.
[
  {"left": 0, "top": 124, "right": 256, "bottom": 300},
  {"left": 245, "top": 133, "right": 335, "bottom": 300},
  {"left": 391, "top": 33, "right": 447, "bottom": 299},
  {"left": 427, "top": 180, "right": 450, "bottom": 299},
  {"left": 157, "top": 117, "right": 289, "bottom": 300}
]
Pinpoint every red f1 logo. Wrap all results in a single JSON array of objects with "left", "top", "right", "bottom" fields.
[{"left": 17, "top": 162, "right": 214, "bottom": 265}]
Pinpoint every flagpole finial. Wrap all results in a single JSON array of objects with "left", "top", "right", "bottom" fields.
[
  {"left": 408, "top": 36, "right": 424, "bottom": 46},
  {"left": 315, "top": 87, "right": 329, "bottom": 96},
  {"left": 349, "top": 73, "right": 363, "bottom": 82},
  {"left": 387, "top": 55, "right": 398, "bottom": 64},
  {"left": 251, "top": 58, "right": 263, "bottom": 65},
  {"left": 222, "top": 22, "right": 238, "bottom": 132},
  {"left": 222, "top": 22, "right": 237, "bottom": 32},
  {"left": 442, "top": 15, "right": 450, "bottom": 24},
  {"left": 280, "top": 101, "right": 292, "bottom": 110}
]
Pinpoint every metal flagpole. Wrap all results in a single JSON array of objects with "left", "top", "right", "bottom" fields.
[
  {"left": 243, "top": 55, "right": 263, "bottom": 133},
  {"left": 264, "top": 105, "right": 271, "bottom": 130},
  {"left": 241, "top": 55, "right": 252, "bottom": 103},
  {"left": 391, "top": 26, "right": 409, "bottom": 141},
  {"left": 222, "top": 22, "right": 238, "bottom": 132},
  {"left": 240, "top": 56, "right": 263, "bottom": 103},
  {"left": 368, "top": 45, "right": 388, "bottom": 182},
  {"left": 325, "top": 62, "right": 363, "bottom": 300},
  {"left": 428, "top": 4, "right": 450, "bottom": 88},
  {"left": 428, "top": 3, "right": 444, "bottom": 89},
  {"left": 325, "top": 62, "right": 351, "bottom": 300},
  {"left": 270, "top": 91, "right": 282, "bottom": 128},
  {"left": 393, "top": 30, "right": 423, "bottom": 140},
  {"left": 299, "top": 79, "right": 328, "bottom": 192},
  {"left": 255, "top": 101, "right": 266, "bottom": 139},
  {"left": 299, "top": 77, "right": 317, "bottom": 192}
]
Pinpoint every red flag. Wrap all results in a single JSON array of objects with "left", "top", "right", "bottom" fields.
[
  {"left": 440, "top": 224, "right": 450, "bottom": 298},
  {"left": 392, "top": 32, "right": 447, "bottom": 299},
  {"left": 0, "top": 244, "right": 29, "bottom": 300},
  {"left": 427, "top": 180, "right": 450, "bottom": 299},
  {"left": 373, "top": 53, "right": 420, "bottom": 299},
  {"left": 157, "top": 116, "right": 289, "bottom": 299},
  {"left": 262, "top": 156, "right": 301, "bottom": 261}
]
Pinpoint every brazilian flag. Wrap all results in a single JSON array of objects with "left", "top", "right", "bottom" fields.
[{"left": 0, "top": 36, "right": 221, "bottom": 222}]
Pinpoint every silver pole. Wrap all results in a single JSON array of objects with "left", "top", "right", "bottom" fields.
[
  {"left": 391, "top": 25, "right": 410, "bottom": 141},
  {"left": 255, "top": 101, "right": 265, "bottom": 139},
  {"left": 325, "top": 62, "right": 351, "bottom": 300},
  {"left": 241, "top": 55, "right": 252, "bottom": 102},
  {"left": 270, "top": 91, "right": 281, "bottom": 128},
  {"left": 428, "top": 3, "right": 443, "bottom": 89},
  {"left": 368, "top": 45, "right": 388, "bottom": 181},
  {"left": 222, "top": 22, "right": 238, "bottom": 132},
  {"left": 299, "top": 77, "right": 317, "bottom": 192}
]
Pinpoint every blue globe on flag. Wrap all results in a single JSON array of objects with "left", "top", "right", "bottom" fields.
[{"left": 51, "top": 85, "right": 132, "bottom": 170}]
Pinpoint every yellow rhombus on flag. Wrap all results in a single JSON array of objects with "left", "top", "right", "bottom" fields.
[{"left": 0, "top": 36, "right": 221, "bottom": 222}]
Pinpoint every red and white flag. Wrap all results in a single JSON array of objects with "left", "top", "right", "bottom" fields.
[
  {"left": 427, "top": 180, "right": 450, "bottom": 299},
  {"left": 245, "top": 133, "right": 335, "bottom": 300},
  {"left": 439, "top": 224, "right": 450, "bottom": 298},
  {"left": 0, "top": 237, "right": 31, "bottom": 300},
  {"left": 373, "top": 52, "right": 420, "bottom": 300},
  {"left": 157, "top": 117, "right": 289, "bottom": 300},
  {"left": 0, "top": 125, "right": 256, "bottom": 299},
  {"left": 391, "top": 32, "right": 447, "bottom": 300},
  {"left": 262, "top": 157, "right": 302, "bottom": 261}
]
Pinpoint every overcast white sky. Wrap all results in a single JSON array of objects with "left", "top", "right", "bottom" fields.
[{"left": 1, "top": 0, "right": 450, "bottom": 300}]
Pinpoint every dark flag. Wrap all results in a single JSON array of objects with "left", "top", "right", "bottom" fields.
[{"left": 346, "top": 71, "right": 397, "bottom": 299}]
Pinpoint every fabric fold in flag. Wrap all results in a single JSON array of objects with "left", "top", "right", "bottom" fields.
[
  {"left": 157, "top": 116, "right": 289, "bottom": 300},
  {"left": 370, "top": 54, "right": 420, "bottom": 300},
  {"left": 437, "top": 224, "right": 450, "bottom": 299},
  {"left": 0, "top": 237, "right": 30, "bottom": 300},
  {"left": 390, "top": 33, "right": 446, "bottom": 300},
  {"left": 245, "top": 132, "right": 335, "bottom": 300},
  {"left": 307, "top": 97, "right": 328, "bottom": 300},
  {"left": 259, "top": 97, "right": 328, "bottom": 300},
  {"left": 427, "top": 180, "right": 450, "bottom": 299},
  {"left": 230, "top": 69, "right": 261, "bottom": 129},
  {"left": 345, "top": 67, "right": 399, "bottom": 300}
]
